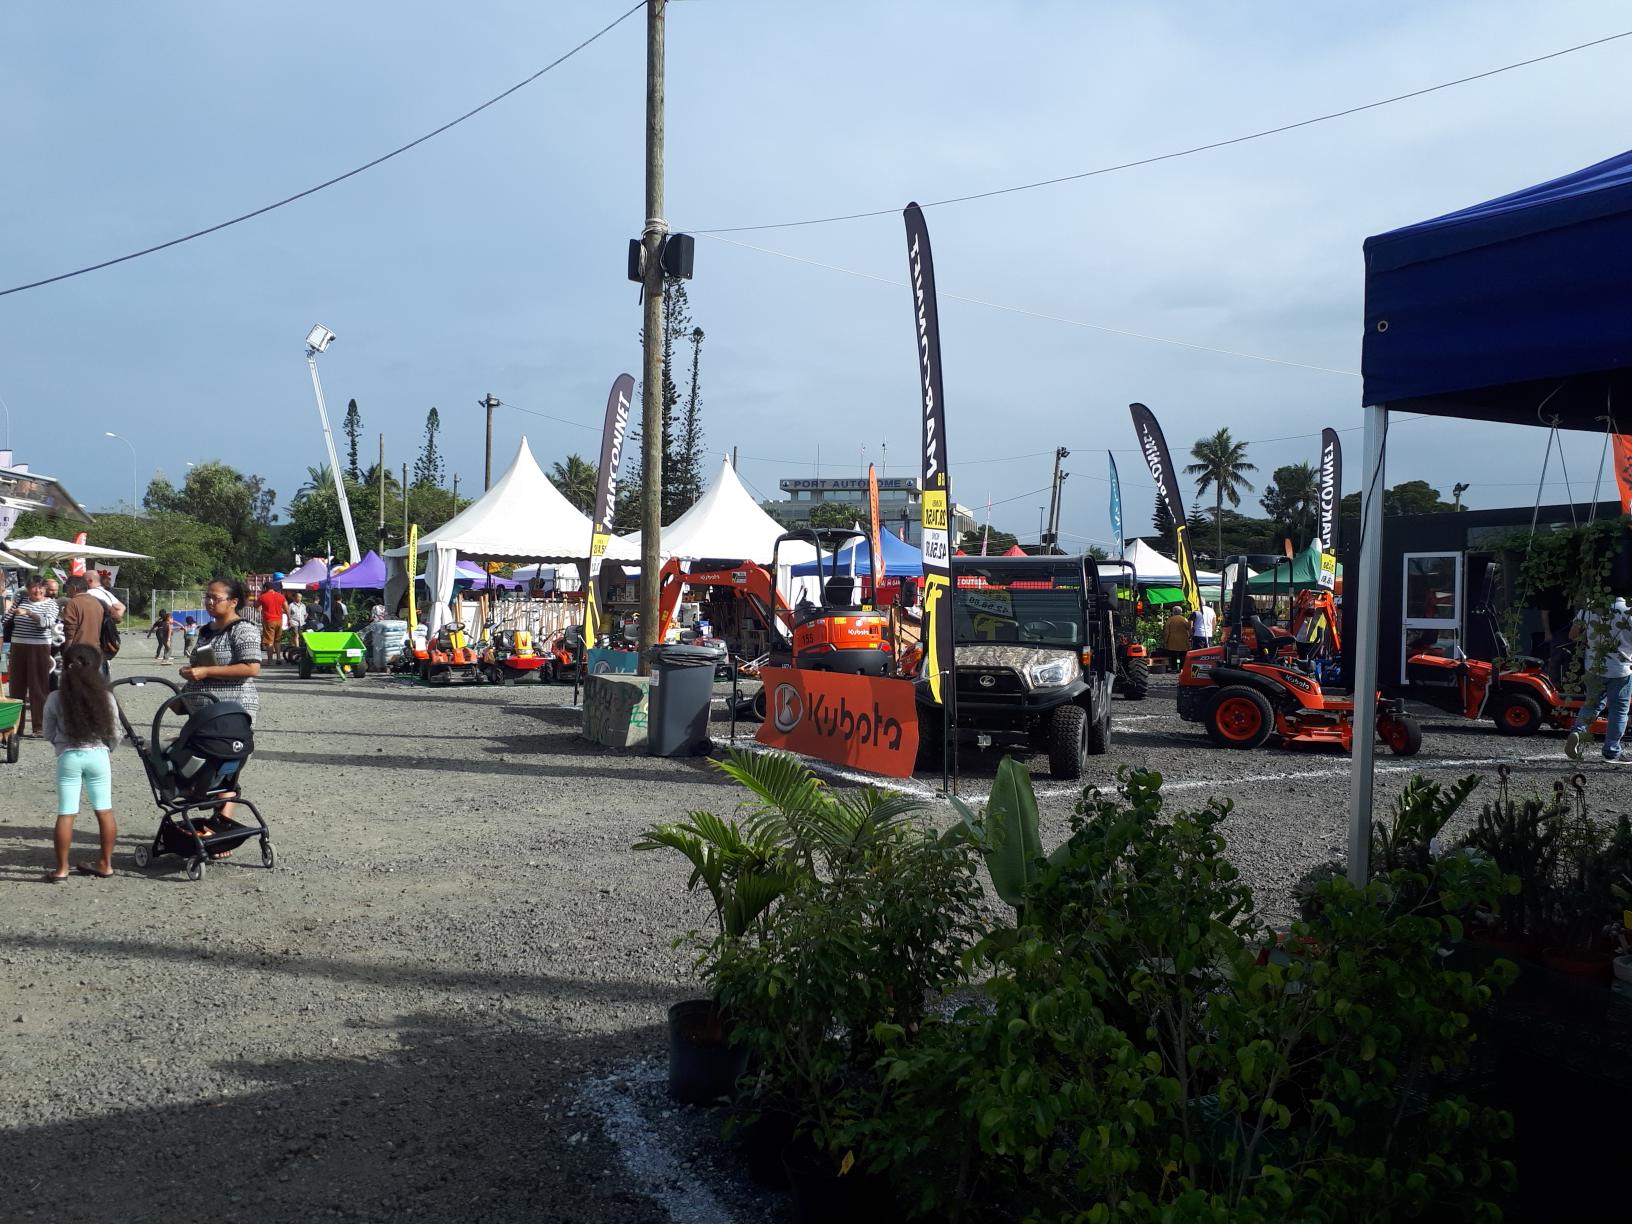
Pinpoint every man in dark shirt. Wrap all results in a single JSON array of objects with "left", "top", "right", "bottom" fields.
[{"left": 62, "top": 575, "right": 105, "bottom": 651}]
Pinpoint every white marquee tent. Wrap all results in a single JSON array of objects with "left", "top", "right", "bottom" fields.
[
  {"left": 1123, "top": 538, "right": 1222, "bottom": 588},
  {"left": 623, "top": 457, "right": 790, "bottom": 563},
  {"left": 385, "top": 437, "right": 635, "bottom": 629}
]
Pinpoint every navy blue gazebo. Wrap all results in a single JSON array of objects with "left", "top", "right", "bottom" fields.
[{"left": 1348, "top": 149, "right": 1632, "bottom": 879}]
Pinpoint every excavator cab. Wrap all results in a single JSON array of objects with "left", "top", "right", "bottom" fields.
[{"left": 771, "top": 528, "right": 892, "bottom": 676}]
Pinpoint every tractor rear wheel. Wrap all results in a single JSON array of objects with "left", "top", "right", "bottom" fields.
[
  {"left": 1047, "top": 704, "right": 1088, "bottom": 779},
  {"left": 1119, "top": 657, "right": 1150, "bottom": 701},
  {"left": 1495, "top": 693, "right": 1543, "bottom": 736},
  {"left": 916, "top": 709, "right": 944, "bottom": 771},
  {"left": 1384, "top": 714, "right": 1424, "bottom": 756},
  {"left": 1205, "top": 686, "right": 1275, "bottom": 750}
]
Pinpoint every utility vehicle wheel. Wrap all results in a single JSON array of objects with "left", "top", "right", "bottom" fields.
[
  {"left": 184, "top": 856, "right": 206, "bottom": 882},
  {"left": 1120, "top": 658, "right": 1151, "bottom": 701},
  {"left": 751, "top": 688, "right": 767, "bottom": 722},
  {"left": 261, "top": 840, "right": 276, "bottom": 870},
  {"left": 298, "top": 656, "right": 313, "bottom": 680},
  {"left": 1047, "top": 704, "right": 1088, "bottom": 780},
  {"left": 1087, "top": 703, "right": 1111, "bottom": 755},
  {"left": 5, "top": 733, "right": 18, "bottom": 764},
  {"left": 1495, "top": 693, "right": 1543, "bottom": 736},
  {"left": 1206, "top": 686, "right": 1275, "bottom": 750},
  {"left": 132, "top": 844, "right": 151, "bottom": 869},
  {"left": 1384, "top": 715, "right": 1423, "bottom": 757}
]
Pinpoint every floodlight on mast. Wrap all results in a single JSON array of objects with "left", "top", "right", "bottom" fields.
[{"left": 304, "top": 323, "right": 360, "bottom": 563}]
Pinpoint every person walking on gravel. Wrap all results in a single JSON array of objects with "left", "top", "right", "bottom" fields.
[
  {"left": 148, "top": 611, "right": 175, "bottom": 663},
  {"left": 1564, "top": 596, "right": 1632, "bottom": 764},
  {"left": 42, "top": 644, "right": 122, "bottom": 882},
  {"left": 257, "top": 576, "right": 287, "bottom": 659},
  {"left": 4, "top": 575, "right": 60, "bottom": 735},
  {"left": 1189, "top": 601, "right": 1216, "bottom": 651}
]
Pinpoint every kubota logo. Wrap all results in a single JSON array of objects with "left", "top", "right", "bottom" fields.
[{"left": 772, "top": 683, "right": 804, "bottom": 732}]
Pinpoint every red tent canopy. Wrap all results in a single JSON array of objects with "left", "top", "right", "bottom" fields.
[{"left": 1002, "top": 544, "right": 1027, "bottom": 556}]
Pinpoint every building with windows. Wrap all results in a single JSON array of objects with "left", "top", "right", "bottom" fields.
[{"left": 759, "top": 475, "right": 976, "bottom": 548}]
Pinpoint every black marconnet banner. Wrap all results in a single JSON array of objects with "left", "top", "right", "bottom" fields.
[
  {"left": 1128, "top": 402, "right": 1201, "bottom": 612},
  {"left": 1318, "top": 427, "right": 1342, "bottom": 555},
  {"left": 904, "top": 203, "right": 955, "bottom": 718},
  {"left": 585, "top": 373, "right": 635, "bottom": 644}
]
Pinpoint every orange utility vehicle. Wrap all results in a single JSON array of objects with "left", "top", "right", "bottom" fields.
[{"left": 1177, "top": 558, "right": 1421, "bottom": 755}]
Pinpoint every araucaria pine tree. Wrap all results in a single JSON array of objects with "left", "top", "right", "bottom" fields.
[
  {"left": 414, "top": 407, "right": 445, "bottom": 488},
  {"left": 343, "top": 399, "right": 363, "bottom": 482}
]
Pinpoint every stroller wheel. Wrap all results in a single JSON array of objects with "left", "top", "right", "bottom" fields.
[
  {"left": 132, "top": 844, "right": 151, "bottom": 869},
  {"left": 184, "top": 856, "right": 207, "bottom": 882},
  {"left": 261, "top": 840, "right": 277, "bottom": 870}
]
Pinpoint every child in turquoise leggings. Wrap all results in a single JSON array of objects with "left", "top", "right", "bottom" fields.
[{"left": 42, "top": 645, "right": 122, "bottom": 882}]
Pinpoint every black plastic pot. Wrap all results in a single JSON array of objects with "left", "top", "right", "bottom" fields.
[{"left": 667, "top": 999, "right": 748, "bottom": 1105}]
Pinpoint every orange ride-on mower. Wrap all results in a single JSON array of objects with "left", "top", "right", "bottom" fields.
[
  {"left": 415, "top": 623, "right": 482, "bottom": 685},
  {"left": 481, "top": 627, "right": 547, "bottom": 686},
  {"left": 1405, "top": 595, "right": 1588, "bottom": 736},
  {"left": 1176, "top": 561, "right": 1422, "bottom": 756}
]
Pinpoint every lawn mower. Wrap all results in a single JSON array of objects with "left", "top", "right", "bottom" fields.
[
  {"left": 1177, "top": 559, "right": 1421, "bottom": 755},
  {"left": 481, "top": 626, "right": 547, "bottom": 685},
  {"left": 1405, "top": 589, "right": 1595, "bottom": 736},
  {"left": 546, "top": 624, "right": 585, "bottom": 682},
  {"left": 409, "top": 623, "right": 482, "bottom": 685}
]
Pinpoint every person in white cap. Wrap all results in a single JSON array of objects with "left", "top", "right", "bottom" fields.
[{"left": 1564, "top": 595, "right": 1632, "bottom": 763}]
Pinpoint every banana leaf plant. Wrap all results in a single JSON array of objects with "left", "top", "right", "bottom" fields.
[{"left": 946, "top": 755, "right": 1071, "bottom": 922}]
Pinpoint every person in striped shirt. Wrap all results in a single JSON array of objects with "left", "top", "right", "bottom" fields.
[{"left": 4, "top": 575, "right": 60, "bottom": 735}]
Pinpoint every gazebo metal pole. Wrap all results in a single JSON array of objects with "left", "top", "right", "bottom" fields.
[{"left": 1345, "top": 402, "right": 1389, "bottom": 886}]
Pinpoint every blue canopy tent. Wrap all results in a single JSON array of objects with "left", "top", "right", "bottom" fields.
[
  {"left": 1348, "top": 148, "right": 1632, "bottom": 881},
  {"left": 788, "top": 526, "right": 923, "bottom": 578}
]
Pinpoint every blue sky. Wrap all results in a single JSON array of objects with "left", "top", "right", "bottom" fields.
[{"left": 4, "top": 0, "right": 1631, "bottom": 549}]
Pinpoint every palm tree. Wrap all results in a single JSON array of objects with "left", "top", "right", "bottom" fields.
[
  {"left": 549, "top": 454, "right": 599, "bottom": 513},
  {"left": 1185, "top": 428, "right": 1257, "bottom": 566},
  {"left": 293, "top": 464, "right": 333, "bottom": 502}
]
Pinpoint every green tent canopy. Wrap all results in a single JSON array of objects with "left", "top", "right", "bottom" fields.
[
  {"left": 1140, "top": 586, "right": 1189, "bottom": 606},
  {"left": 1244, "top": 541, "right": 1341, "bottom": 592}
]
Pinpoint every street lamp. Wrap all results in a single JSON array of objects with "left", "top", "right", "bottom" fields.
[
  {"left": 303, "top": 324, "right": 361, "bottom": 563},
  {"left": 105, "top": 431, "right": 137, "bottom": 513}
]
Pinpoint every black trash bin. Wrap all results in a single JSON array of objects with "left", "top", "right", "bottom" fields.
[{"left": 645, "top": 644, "right": 718, "bottom": 756}]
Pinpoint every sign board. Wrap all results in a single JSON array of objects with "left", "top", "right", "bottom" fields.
[
  {"left": 1317, "top": 551, "right": 1337, "bottom": 591},
  {"left": 587, "top": 647, "right": 639, "bottom": 675},
  {"left": 755, "top": 667, "right": 919, "bottom": 778}
]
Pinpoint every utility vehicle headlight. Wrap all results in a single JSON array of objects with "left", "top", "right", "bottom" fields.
[{"left": 1023, "top": 657, "right": 1076, "bottom": 689}]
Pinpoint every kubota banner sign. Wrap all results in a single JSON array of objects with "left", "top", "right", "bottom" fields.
[
  {"left": 754, "top": 667, "right": 920, "bottom": 779},
  {"left": 586, "top": 373, "right": 635, "bottom": 644}
]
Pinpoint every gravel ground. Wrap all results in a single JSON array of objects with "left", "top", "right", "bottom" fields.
[{"left": 3, "top": 658, "right": 1629, "bottom": 1222}]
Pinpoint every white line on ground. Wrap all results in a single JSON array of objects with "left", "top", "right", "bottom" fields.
[
  {"left": 1159, "top": 750, "right": 1572, "bottom": 792},
  {"left": 579, "top": 1059, "right": 735, "bottom": 1224}
]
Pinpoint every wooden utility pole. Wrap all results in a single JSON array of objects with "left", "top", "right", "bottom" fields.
[
  {"left": 452, "top": 473, "right": 460, "bottom": 506},
  {"left": 637, "top": 0, "right": 668, "bottom": 664},
  {"left": 480, "top": 393, "right": 499, "bottom": 490}
]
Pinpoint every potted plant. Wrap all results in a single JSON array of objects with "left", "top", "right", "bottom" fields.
[
  {"left": 1458, "top": 789, "right": 1567, "bottom": 961},
  {"left": 1539, "top": 813, "right": 1631, "bottom": 981},
  {"left": 634, "top": 809, "right": 794, "bottom": 1104}
]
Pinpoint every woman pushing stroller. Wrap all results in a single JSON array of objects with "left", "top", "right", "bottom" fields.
[
  {"left": 42, "top": 644, "right": 122, "bottom": 882},
  {"left": 177, "top": 578, "right": 262, "bottom": 858}
]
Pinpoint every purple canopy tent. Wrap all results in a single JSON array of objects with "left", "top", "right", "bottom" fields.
[
  {"left": 327, "top": 550, "right": 387, "bottom": 590},
  {"left": 454, "top": 560, "right": 522, "bottom": 590},
  {"left": 280, "top": 556, "right": 331, "bottom": 589}
]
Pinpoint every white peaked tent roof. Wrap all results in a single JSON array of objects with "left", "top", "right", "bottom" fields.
[
  {"left": 629, "top": 457, "right": 793, "bottom": 564},
  {"left": 387, "top": 437, "right": 637, "bottom": 562},
  {"left": 1124, "top": 538, "right": 1222, "bottom": 586}
]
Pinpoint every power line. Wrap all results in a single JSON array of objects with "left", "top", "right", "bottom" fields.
[
  {"left": 493, "top": 398, "right": 602, "bottom": 433},
  {"left": 693, "top": 29, "right": 1632, "bottom": 234},
  {"left": 0, "top": 2, "right": 646, "bottom": 299}
]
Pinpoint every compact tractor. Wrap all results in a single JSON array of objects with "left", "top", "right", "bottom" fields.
[
  {"left": 915, "top": 553, "right": 1115, "bottom": 780},
  {"left": 1177, "top": 558, "right": 1421, "bottom": 755}
]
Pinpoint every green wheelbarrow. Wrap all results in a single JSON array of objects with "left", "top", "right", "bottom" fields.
[
  {"left": 0, "top": 697, "right": 22, "bottom": 764},
  {"left": 298, "top": 631, "right": 367, "bottom": 680}
]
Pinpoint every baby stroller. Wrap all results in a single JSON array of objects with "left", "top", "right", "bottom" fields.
[{"left": 111, "top": 676, "right": 274, "bottom": 881}]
